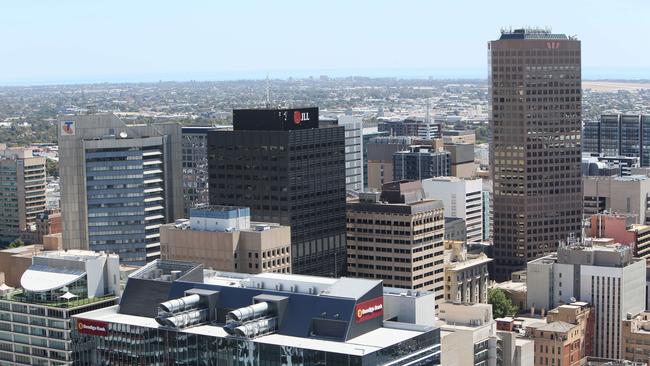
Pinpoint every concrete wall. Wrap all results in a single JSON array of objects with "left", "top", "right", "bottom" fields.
[{"left": 161, "top": 225, "right": 291, "bottom": 274}]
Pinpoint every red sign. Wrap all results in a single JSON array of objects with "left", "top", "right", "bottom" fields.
[
  {"left": 293, "top": 111, "right": 302, "bottom": 125},
  {"left": 546, "top": 41, "right": 560, "bottom": 49},
  {"left": 355, "top": 297, "right": 383, "bottom": 323},
  {"left": 76, "top": 318, "right": 109, "bottom": 336}
]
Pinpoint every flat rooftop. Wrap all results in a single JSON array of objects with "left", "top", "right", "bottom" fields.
[
  {"left": 35, "top": 249, "right": 116, "bottom": 262},
  {"left": 75, "top": 305, "right": 431, "bottom": 356},
  {"left": 203, "top": 270, "right": 381, "bottom": 300}
]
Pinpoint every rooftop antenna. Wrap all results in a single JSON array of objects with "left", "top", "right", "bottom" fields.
[{"left": 265, "top": 74, "right": 271, "bottom": 108}]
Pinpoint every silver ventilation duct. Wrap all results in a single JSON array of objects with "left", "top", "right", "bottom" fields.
[
  {"left": 227, "top": 302, "right": 270, "bottom": 322},
  {"left": 155, "top": 309, "right": 208, "bottom": 329},
  {"left": 233, "top": 317, "right": 277, "bottom": 338},
  {"left": 159, "top": 294, "right": 201, "bottom": 314}
]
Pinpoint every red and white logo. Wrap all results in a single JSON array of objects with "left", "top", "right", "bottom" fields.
[
  {"left": 546, "top": 42, "right": 560, "bottom": 49},
  {"left": 292, "top": 111, "right": 310, "bottom": 125},
  {"left": 355, "top": 297, "right": 383, "bottom": 323},
  {"left": 61, "top": 120, "right": 75, "bottom": 135},
  {"left": 76, "top": 318, "right": 108, "bottom": 336}
]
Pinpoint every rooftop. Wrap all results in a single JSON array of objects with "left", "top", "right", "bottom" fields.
[
  {"left": 499, "top": 28, "right": 572, "bottom": 40},
  {"left": 75, "top": 305, "right": 431, "bottom": 356},
  {"left": 532, "top": 321, "right": 575, "bottom": 333},
  {"left": 202, "top": 270, "right": 381, "bottom": 300}
]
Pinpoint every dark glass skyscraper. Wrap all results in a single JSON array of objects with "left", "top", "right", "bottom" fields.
[
  {"left": 489, "top": 29, "right": 583, "bottom": 279},
  {"left": 583, "top": 114, "right": 650, "bottom": 167},
  {"left": 208, "top": 108, "right": 347, "bottom": 276}
]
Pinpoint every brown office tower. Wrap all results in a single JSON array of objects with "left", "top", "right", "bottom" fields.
[
  {"left": 489, "top": 28, "right": 582, "bottom": 280},
  {"left": 346, "top": 181, "right": 445, "bottom": 305}
]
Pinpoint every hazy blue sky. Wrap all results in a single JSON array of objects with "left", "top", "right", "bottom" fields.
[{"left": 1, "top": 0, "right": 648, "bottom": 85}]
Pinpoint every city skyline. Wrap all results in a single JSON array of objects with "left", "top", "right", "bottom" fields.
[{"left": 1, "top": 0, "right": 650, "bottom": 85}]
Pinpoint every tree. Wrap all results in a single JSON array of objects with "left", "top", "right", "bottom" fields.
[
  {"left": 8, "top": 238, "right": 25, "bottom": 248},
  {"left": 46, "top": 158, "right": 58, "bottom": 178},
  {"left": 488, "top": 288, "right": 518, "bottom": 318}
]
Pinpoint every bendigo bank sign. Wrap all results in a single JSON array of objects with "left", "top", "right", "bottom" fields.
[
  {"left": 354, "top": 297, "right": 384, "bottom": 323},
  {"left": 76, "top": 318, "right": 109, "bottom": 336}
]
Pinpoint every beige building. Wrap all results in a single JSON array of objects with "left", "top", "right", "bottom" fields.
[
  {"left": 622, "top": 311, "right": 650, "bottom": 363},
  {"left": 584, "top": 175, "right": 650, "bottom": 225},
  {"left": 346, "top": 181, "right": 446, "bottom": 303},
  {"left": 438, "top": 302, "right": 497, "bottom": 366},
  {"left": 444, "top": 240, "right": 491, "bottom": 303},
  {"left": 0, "top": 244, "right": 45, "bottom": 287},
  {"left": 443, "top": 130, "right": 476, "bottom": 145},
  {"left": 491, "top": 270, "right": 528, "bottom": 311},
  {"left": 366, "top": 137, "right": 443, "bottom": 190},
  {"left": 0, "top": 146, "right": 47, "bottom": 243},
  {"left": 161, "top": 206, "right": 291, "bottom": 274},
  {"left": 526, "top": 302, "right": 593, "bottom": 366}
]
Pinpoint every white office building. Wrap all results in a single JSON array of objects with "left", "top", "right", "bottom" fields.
[
  {"left": 527, "top": 240, "right": 646, "bottom": 359},
  {"left": 422, "top": 177, "right": 483, "bottom": 243},
  {"left": 0, "top": 250, "right": 120, "bottom": 365},
  {"left": 438, "top": 302, "right": 497, "bottom": 366}
]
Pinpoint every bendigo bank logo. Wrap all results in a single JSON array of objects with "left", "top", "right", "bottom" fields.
[
  {"left": 61, "top": 120, "right": 75, "bottom": 135},
  {"left": 76, "top": 319, "right": 108, "bottom": 336},
  {"left": 354, "top": 297, "right": 383, "bottom": 323},
  {"left": 293, "top": 111, "right": 310, "bottom": 125}
]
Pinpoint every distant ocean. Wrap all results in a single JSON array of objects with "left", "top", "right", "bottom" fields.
[{"left": 2, "top": 67, "right": 650, "bottom": 86}]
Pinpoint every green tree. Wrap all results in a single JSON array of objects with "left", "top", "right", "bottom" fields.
[
  {"left": 488, "top": 288, "right": 518, "bottom": 318},
  {"left": 8, "top": 238, "right": 25, "bottom": 248},
  {"left": 46, "top": 158, "right": 58, "bottom": 178}
]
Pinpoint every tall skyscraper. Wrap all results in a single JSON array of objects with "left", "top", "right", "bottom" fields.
[
  {"left": 58, "top": 114, "right": 184, "bottom": 265},
  {"left": 489, "top": 28, "right": 582, "bottom": 279},
  {"left": 181, "top": 126, "right": 219, "bottom": 214},
  {"left": 583, "top": 114, "right": 650, "bottom": 166},
  {"left": 321, "top": 115, "right": 364, "bottom": 193},
  {"left": 0, "top": 146, "right": 46, "bottom": 243},
  {"left": 208, "top": 108, "right": 347, "bottom": 276}
]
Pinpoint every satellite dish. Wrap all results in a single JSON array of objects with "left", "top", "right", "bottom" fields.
[
  {"left": 570, "top": 297, "right": 577, "bottom": 303},
  {"left": 119, "top": 131, "right": 128, "bottom": 138}
]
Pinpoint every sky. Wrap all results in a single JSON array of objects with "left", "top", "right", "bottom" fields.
[{"left": 1, "top": 0, "right": 649, "bottom": 85}]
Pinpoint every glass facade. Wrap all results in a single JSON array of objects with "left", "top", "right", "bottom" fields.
[
  {"left": 85, "top": 142, "right": 166, "bottom": 265},
  {"left": 208, "top": 127, "right": 347, "bottom": 276},
  {"left": 0, "top": 296, "right": 117, "bottom": 366},
  {"left": 72, "top": 322, "right": 440, "bottom": 366},
  {"left": 182, "top": 128, "right": 212, "bottom": 215},
  {"left": 393, "top": 150, "right": 451, "bottom": 181},
  {"left": 583, "top": 114, "right": 650, "bottom": 167}
]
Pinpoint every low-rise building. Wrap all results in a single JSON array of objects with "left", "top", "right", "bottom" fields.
[
  {"left": 527, "top": 302, "right": 594, "bottom": 366},
  {"left": 622, "top": 311, "right": 650, "bottom": 363},
  {"left": 444, "top": 241, "right": 491, "bottom": 304},
  {"left": 72, "top": 260, "right": 442, "bottom": 365},
  {"left": 160, "top": 206, "right": 291, "bottom": 274},
  {"left": 0, "top": 250, "right": 120, "bottom": 365},
  {"left": 527, "top": 240, "right": 646, "bottom": 359},
  {"left": 0, "top": 245, "right": 45, "bottom": 288},
  {"left": 587, "top": 213, "right": 650, "bottom": 259},
  {"left": 438, "top": 302, "right": 497, "bottom": 366},
  {"left": 583, "top": 175, "right": 650, "bottom": 225}
]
